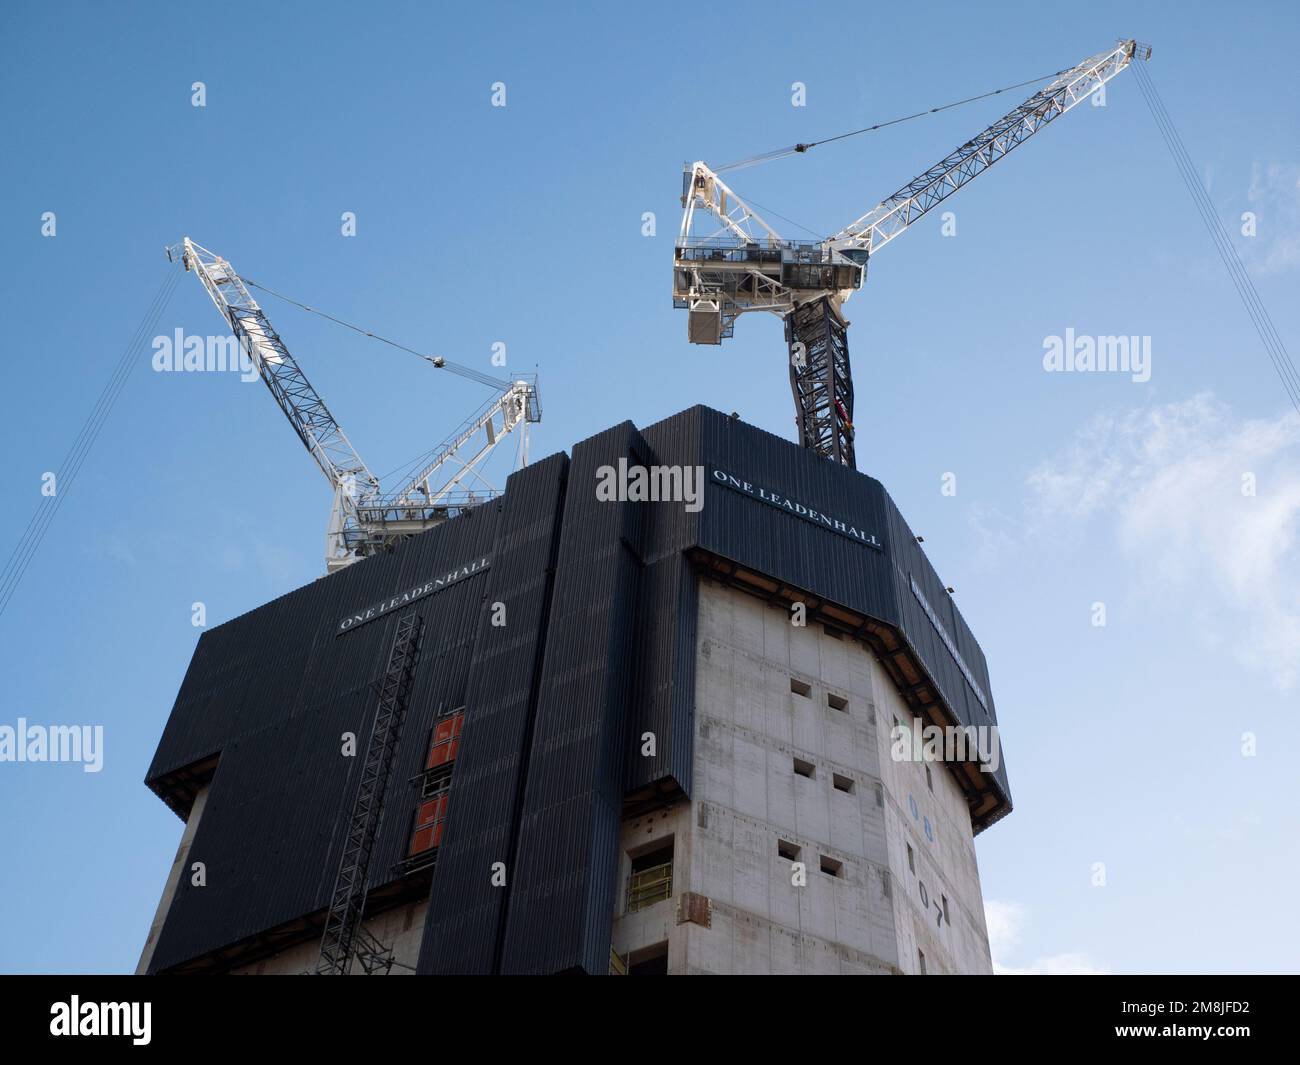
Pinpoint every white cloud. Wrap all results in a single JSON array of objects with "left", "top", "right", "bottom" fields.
[
  {"left": 1027, "top": 393, "right": 1300, "bottom": 688},
  {"left": 1244, "top": 161, "right": 1300, "bottom": 274},
  {"left": 998, "top": 953, "right": 1111, "bottom": 976},
  {"left": 984, "top": 899, "right": 1109, "bottom": 975},
  {"left": 983, "top": 898, "right": 1025, "bottom": 964}
]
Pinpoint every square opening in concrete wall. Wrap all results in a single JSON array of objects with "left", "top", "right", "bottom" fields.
[
  {"left": 790, "top": 677, "right": 812, "bottom": 698},
  {"left": 827, "top": 692, "right": 848, "bottom": 712},
  {"left": 627, "top": 942, "right": 668, "bottom": 976},
  {"left": 777, "top": 839, "right": 802, "bottom": 862},
  {"left": 627, "top": 839, "right": 674, "bottom": 913},
  {"left": 819, "top": 855, "right": 843, "bottom": 878},
  {"left": 792, "top": 757, "right": 815, "bottom": 779}
]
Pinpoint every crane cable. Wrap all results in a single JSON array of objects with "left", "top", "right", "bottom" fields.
[
  {"left": 0, "top": 266, "right": 181, "bottom": 619},
  {"left": 713, "top": 67, "right": 1073, "bottom": 174},
  {"left": 1131, "top": 61, "right": 1300, "bottom": 416},
  {"left": 243, "top": 278, "right": 514, "bottom": 392}
]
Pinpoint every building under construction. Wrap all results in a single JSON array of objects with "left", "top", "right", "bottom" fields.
[{"left": 137, "top": 405, "right": 1011, "bottom": 976}]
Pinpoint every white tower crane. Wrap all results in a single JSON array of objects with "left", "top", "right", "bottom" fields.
[
  {"left": 674, "top": 39, "right": 1151, "bottom": 467},
  {"left": 169, "top": 237, "right": 540, "bottom": 572}
]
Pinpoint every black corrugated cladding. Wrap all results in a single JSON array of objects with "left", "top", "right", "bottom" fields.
[
  {"left": 418, "top": 453, "right": 568, "bottom": 974},
  {"left": 142, "top": 404, "right": 1010, "bottom": 974},
  {"left": 884, "top": 497, "right": 1010, "bottom": 800},
  {"left": 624, "top": 413, "right": 701, "bottom": 799},
  {"left": 498, "top": 423, "right": 646, "bottom": 975},
  {"left": 665, "top": 406, "right": 898, "bottom": 621},
  {"left": 144, "top": 493, "right": 503, "bottom": 973}
]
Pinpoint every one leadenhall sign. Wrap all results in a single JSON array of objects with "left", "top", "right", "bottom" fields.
[
  {"left": 709, "top": 467, "right": 883, "bottom": 551},
  {"left": 336, "top": 556, "right": 491, "bottom": 635}
]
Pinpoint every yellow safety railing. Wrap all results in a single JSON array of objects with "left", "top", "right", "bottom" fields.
[{"left": 627, "top": 861, "right": 673, "bottom": 912}]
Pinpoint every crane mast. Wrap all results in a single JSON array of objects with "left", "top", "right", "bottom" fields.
[
  {"left": 674, "top": 39, "right": 1151, "bottom": 467},
  {"left": 170, "top": 237, "right": 541, "bottom": 572}
]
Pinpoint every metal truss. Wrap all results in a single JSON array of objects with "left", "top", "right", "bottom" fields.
[
  {"left": 377, "top": 379, "right": 539, "bottom": 513},
  {"left": 678, "top": 163, "right": 785, "bottom": 249},
  {"left": 786, "top": 297, "right": 854, "bottom": 466},
  {"left": 828, "top": 40, "right": 1150, "bottom": 258},
  {"left": 351, "top": 926, "right": 396, "bottom": 975},
  {"left": 317, "top": 610, "right": 423, "bottom": 976},
  {"left": 174, "top": 239, "right": 379, "bottom": 498},
  {"left": 338, "top": 379, "right": 540, "bottom": 570}
]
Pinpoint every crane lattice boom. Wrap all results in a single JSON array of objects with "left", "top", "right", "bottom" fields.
[
  {"left": 673, "top": 39, "right": 1151, "bottom": 468},
  {"left": 828, "top": 40, "right": 1149, "bottom": 259},
  {"left": 175, "top": 238, "right": 379, "bottom": 495},
  {"left": 170, "top": 238, "right": 541, "bottom": 571}
]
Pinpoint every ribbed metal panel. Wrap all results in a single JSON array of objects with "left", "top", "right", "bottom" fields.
[
  {"left": 498, "top": 423, "right": 645, "bottom": 975},
  {"left": 623, "top": 553, "right": 696, "bottom": 796},
  {"left": 620, "top": 413, "right": 701, "bottom": 800},
  {"left": 417, "top": 454, "right": 568, "bottom": 974},
  {"left": 146, "top": 684, "right": 366, "bottom": 971},
  {"left": 884, "top": 496, "right": 1010, "bottom": 800},
  {"left": 677, "top": 406, "right": 896, "bottom": 622}
]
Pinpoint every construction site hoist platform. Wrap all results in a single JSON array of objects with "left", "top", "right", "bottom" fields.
[
  {"left": 168, "top": 237, "right": 541, "bottom": 572},
  {"left": 674, "top": 38, "right": 1151, "bottom": 468}
]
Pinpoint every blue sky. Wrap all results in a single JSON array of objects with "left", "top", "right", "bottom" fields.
[{"left": 2, "top": 0, "right": 1298, "bottom": 973}]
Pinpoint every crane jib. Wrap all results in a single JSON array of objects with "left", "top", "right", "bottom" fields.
[
  {"left": 169, "top": 236, "right": 542, "bottom": 572},
  {"left": 673, "top": 39, "right": 1150, "bottom": 468}
]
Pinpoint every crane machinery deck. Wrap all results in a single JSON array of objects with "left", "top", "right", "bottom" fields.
[
  {"left": 168, "top": 237, "right": 541, "bottom": 572},
  {"left": 674, "top": 38, "right": 1151, "bottom": 467}
]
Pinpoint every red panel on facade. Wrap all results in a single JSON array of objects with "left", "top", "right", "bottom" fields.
[
  {"left": 425, "top": 712, "right": 466, "bottom": 769},
  {"left": 409, "top": 826, "right": 435, "bottom": 855}
]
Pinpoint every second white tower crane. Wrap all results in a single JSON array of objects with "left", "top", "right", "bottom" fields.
[
  {"left": 674, "top": 39, "right": 1151, "bottom": 467},
  {"left": 169, "top": 237, "right": 540, "bottom": 572}
]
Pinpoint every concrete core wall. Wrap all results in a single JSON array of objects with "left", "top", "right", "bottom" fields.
[
  {"left": 611, "top": 578, "right": 993, "bottom": 974},
  {"left": 136, "top": 785, "right": 211, "bottom": 975}
]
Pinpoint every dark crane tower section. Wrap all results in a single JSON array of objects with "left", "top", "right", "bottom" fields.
[
  {"left": 786, "top": 296, "right": 855, "bottom": 466},
  {"left": 140, "top": 407, "right": 1011, "bottom": 975}
]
